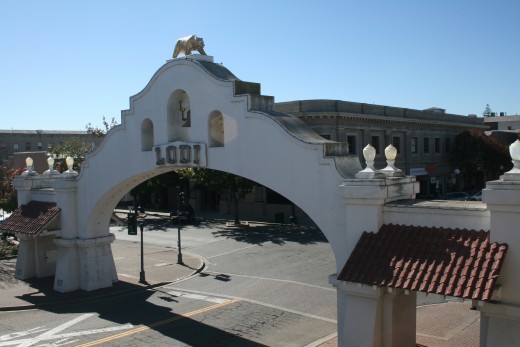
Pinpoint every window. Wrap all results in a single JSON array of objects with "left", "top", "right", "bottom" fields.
[
  {"left": 434, "top": 138, "right": 440, "bottom": 153},
  {"left": 392, "top": 136, "right": 401, "bottom": 153},
  {"left": 0, "top": 143, "right": 6, "bottom": 149},
  {"left": 423, "top": 138, "right": 430, "bottom": 154},
  {"left": 371, "top": 136, "right": 380, "bottom": 154},
  {"left": 347, "top": 135, "right": 357, "bottom": 155},
  {"left": 37, "top": 142, "right": 43, "bottom": 150},
  {"left": 445, "top": 138, "right": 451, "bottom": 153},
  {"left": 411, "top": 137, "right": 418, "bottom": 154},
  {"left": 13, "top": 144, "right": 19, "bottom": 152},
  {"left": 25, "top": 142, "right": 31, "bottom": 150}
]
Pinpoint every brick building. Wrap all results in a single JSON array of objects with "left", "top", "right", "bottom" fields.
[
  {"left": 0, "top": 130, "right": 102, "bottom": 169},
  {"left": 275, "top": 100, "right": 488, "bottom": 197}
]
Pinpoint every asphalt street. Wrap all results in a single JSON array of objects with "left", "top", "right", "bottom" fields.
[
  {"left": 0, "top": 217, "right": 338, "bottom": 347},
  {"left": 111, "top": 217, "right": 338, "bottom": 323}
]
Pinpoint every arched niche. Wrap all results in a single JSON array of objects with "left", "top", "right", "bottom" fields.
[
  {"left": 167, "top": 89, "right": 191, "bottom": 142},
  {"left": 208, "top": 110, "right": 224, "bottom": 147},
  {"left": 141, "top": 118, "right": 154, "bottom": 151}
]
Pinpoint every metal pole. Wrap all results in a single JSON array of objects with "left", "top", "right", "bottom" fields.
[
  {"left": 177, "top": 187, "right": 183, "bottom": 265},
  {"left": 139, "top": 223, "right": 146, "bottom": 283}
]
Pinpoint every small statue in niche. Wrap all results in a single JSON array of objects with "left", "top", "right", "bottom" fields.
[{"left": 173, "top": 35, "right": 207, "bottom": 58}]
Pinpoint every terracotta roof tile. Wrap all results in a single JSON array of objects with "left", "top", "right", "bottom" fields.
[
  {"left": 0, "top": 201, "right": 60, "bottom": 234},
  {"left": 338, "top": 224, "right": 508, "bottom": 301}
]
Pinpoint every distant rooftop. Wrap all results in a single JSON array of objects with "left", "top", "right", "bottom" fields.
[{"left": 0, "top": 129, "right": 89, "bottom": 134}]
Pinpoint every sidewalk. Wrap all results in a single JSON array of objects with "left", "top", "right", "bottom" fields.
[{"left": 0, "top": 240, "right": 204, "bottom": 312}]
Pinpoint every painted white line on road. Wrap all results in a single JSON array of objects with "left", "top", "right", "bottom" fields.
[
  {"left": 153, "top": 262, "right": 171, "bottom": 267},
  {"left": 206, "top": 244, "right": 260, "bottom": 260},
  {"left": 203, "top": 270, "right": 336, "bottom": 292},
  {"left": 165, "top": 286, "right": 337, "bottom": 324},
  {"left": 0, "top": 316, "right": 133, "bottom": 347},
  {"left": 15, "top": 313, "right": 95, "bottom": 347},
  {"left": 167, "top": 290, "right": 230, "bottom": 304}
]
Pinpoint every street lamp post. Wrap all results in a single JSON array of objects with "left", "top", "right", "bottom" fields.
[
  {"left": 139, "top": 222, "right": 146, "bottom": 284},
  {"left": 176, "top": 187, "right": 184, "bottom": 265}
]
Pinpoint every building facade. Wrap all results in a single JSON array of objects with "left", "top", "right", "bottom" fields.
[
  {"left": 0, "top": 130, "right": 102, "bottom": 167},
  {"left": 484, "top": 113, "right": 520, "bottom": 131},
  {"left": 275, "top": 100, "right": 487, "bottom": 197}
]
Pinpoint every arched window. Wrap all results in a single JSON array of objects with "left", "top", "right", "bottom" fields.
[
  {"left": 208, "top": 110, "right": 224, "bottom": 147},
  {"left": 141, "top": 118, "right": 154, "bottom": 151},
  {"left": 167, "top": 90, "right": 191, "bottom": 142}
]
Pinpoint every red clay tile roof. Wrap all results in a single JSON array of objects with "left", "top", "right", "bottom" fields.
[
  {"left": 338, "top": 224, "right": 508, "bottom": 301},
  {"left": 0, "top": 201, "right": 60, "bottom": 234}
]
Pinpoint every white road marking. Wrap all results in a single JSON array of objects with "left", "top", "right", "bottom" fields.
[
  {"left": 167, "top": 290, "right": 230, "bottom": 304},
  {"left": 0, "top": 328, "right": 46, "bottom": 342},
  {"left": 154, "top": 263, "right": 170, "bottom": 267},
  {"left": 0, "top": 314, "right": 133, "bottom": 347},
  {"left": 203, "top": 270, "right": 336, "bottom": 292}
]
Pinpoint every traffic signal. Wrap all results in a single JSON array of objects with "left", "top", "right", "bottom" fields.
[{"left": 127, "top": 213, "right": 137, "bottom": 235}]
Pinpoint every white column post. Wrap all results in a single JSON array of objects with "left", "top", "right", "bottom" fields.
[
  {"left": 334, "top": 175, "right": 418, "bottom": 347},
  {"left": 477, "top": 139, "right": 520, "bottom": 346},
  {"left": 12, "top": 173, "right": 39, "bottom": 280},
  {"left": 52, "top": 176, "right": 80, "bottom": 292}
]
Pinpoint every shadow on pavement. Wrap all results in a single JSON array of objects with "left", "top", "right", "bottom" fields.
[
  {"left": 15, "top": 278, "right": 266, "bottom": 346},
  {"left": 210, "top": 223, "right": 328, "bottom": 245}
]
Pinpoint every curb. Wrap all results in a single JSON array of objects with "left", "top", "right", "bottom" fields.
[{"left": 0, "top": 256, "right": 206, "bottom": 312}]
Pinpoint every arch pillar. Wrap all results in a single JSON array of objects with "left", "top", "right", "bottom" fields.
[
  {"left": 332, "top": 176, "right": 418, "bottom": 347},
  {"left": 51, "top": 177, "right": 117, "bottom": 292}
]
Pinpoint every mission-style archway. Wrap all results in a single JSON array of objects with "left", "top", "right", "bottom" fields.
[
  {"left": 14, "top": 48, "right": 496, "bottom": 347},
  {"left": 47, "top": 54, "right": 361, "bottom": 292}
]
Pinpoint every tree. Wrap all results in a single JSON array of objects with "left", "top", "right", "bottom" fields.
[
  {"left": 483, "top": 104, "right": 493, "bottom": 117},
  {"left": 86, "top": 116, "right": 118, "bottom": 138},
  {"left": 130, "top": 171, "right": 182, "bottom": 211},
  {"left": 179, "top": 168, "right": 255, "bottom": 225},
  {"left": 46, "top": 117, "right": 119, "bottom": 173},
  {"left": 451, "top": 129, "right": 512, "bottom": 191},
  {"left": 0, "top": 166, "right": 25, "bottom": 213},
  {"left": 48, "top": 137, "right": 93, "bottom": 172}
]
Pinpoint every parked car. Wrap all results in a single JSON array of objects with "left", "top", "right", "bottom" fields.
[
  {"left": 469, "top": 190, "right": 482, "bottom": 201},
  {"left": 441, "top": 192, "right": 471, "bottom": 201}
]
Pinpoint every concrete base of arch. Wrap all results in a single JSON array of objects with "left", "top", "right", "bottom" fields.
[{"left": 54, "top": 235, "right": 117, "bottom": 292}]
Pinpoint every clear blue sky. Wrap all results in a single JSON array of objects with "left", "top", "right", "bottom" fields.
[{"left": 1, "top": 0, "right": 518, "bottom": 130}]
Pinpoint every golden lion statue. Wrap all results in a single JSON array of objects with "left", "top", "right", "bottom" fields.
[{"left": 173, "top": 35, "right": 207, "bottom": 58}]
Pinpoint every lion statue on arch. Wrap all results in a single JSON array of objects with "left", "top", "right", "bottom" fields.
[{"left": 173, "top": 35, "right": 207, "bottom": 58}]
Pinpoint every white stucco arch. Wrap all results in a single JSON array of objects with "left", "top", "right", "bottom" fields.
[
  {"left": 10, "top": 53, "right": 432, "bottom": 347},
  {"left": 49, "top": 55, "right": 362, "bottom": 293}
]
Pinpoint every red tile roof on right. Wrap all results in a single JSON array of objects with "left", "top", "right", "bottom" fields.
[{"left": 338, "top": 224, "right": 508, "bottom": 301}]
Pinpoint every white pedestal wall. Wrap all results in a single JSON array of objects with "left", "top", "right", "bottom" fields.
[
  {"left": 479, "top": 180, "right": 520, "bottom": 346},
  {"left": 333, "top": 176, "right": 418, "bottom": 347}
]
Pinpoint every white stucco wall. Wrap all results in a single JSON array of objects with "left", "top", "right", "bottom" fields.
[
  {"left": 75, "top": 55, "right": 361, "bottom": 273},
  {"left": 383, "top": 200, "right": 490, "bottom": 231}
]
